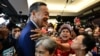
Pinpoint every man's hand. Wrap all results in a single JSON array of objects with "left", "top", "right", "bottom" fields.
[{"left": 30, "top": 29, "right": 42, "bottom": 40}]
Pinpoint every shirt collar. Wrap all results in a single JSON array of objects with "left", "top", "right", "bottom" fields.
[{"left": 30, "top": 18, "right": 39, "bottom": 28}]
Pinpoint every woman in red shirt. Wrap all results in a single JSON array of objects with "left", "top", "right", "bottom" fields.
[{"left": 53, "top": 24, "right": 75, "bottom": 56}]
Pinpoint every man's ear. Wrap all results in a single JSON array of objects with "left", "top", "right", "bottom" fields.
[
  {"left": 31, "top": 10, "right": 37, "bottom": 16},
  {"left": 81, "top": 45, "right": 86, "bottom": 50},
  {"left": 31, "top": 11, "right": 35, "bottom": 16}
]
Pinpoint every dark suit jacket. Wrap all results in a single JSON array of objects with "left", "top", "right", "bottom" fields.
[{"left": 18, "top": 21, "right": 37, "bottom": 56}]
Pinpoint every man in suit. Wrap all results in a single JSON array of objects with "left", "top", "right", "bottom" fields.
[{"left": 17, "top": 2, "right": 49, "bottom": 56}]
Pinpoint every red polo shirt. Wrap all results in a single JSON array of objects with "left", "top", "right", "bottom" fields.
[{"left": 54, "top": 39, "right": 74, "bottom": 56}]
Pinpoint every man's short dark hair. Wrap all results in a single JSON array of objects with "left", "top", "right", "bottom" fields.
[
  {"left": 82, "top": 33, "right": 96, "bottom": 53},
  {"left": 29, "top": 2, "right": 47, "bottom": 13},
  {"left": 12, "top": 26, "right": 22, "bottom": 31}
]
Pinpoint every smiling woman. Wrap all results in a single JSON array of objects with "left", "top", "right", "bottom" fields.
[{"left": 71, "top": 33, "right": 96, "bottom": 56}]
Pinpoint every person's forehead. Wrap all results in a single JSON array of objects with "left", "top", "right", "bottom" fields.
[
  {"left": 80, "top": 28, "right": 84, "bottom": 30},
  {"left": 62, "top": 29, "right": 69, "bottom": 31},
  {"left": 13, "top": 28, "right": 20, "bottom": 30},
  {"left": 36, "top": 45, "right": 47, "bottom": 51},
  {"left": 94, "top": 28, "right": 99, "bottom": 32}
]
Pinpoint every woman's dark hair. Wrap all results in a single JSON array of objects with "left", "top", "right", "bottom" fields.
[
  {"left": 48, "top": 23, "right": 54, "bottom": 28},
  {"left": 82, "top": 33, "right": 96, "bottom": 53}
]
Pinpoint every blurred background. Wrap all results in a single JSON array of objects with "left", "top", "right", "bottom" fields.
[{"left": 0, "top": 0, "right": 100, "bottom": 27}]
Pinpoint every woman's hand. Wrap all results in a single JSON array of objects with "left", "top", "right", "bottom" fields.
[{"left": 30, "top": 29, "right": 43, "bottom": 40}]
